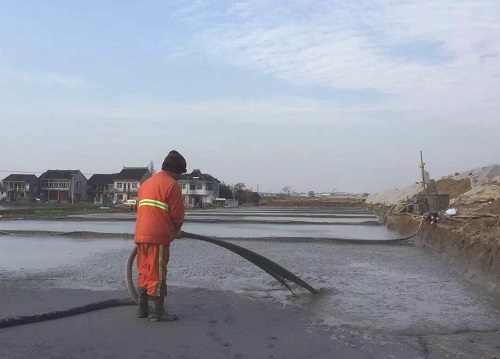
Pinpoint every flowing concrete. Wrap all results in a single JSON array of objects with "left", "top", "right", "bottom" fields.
[{"left": 0, "top": 220, "right": 399, "bottom": 240}]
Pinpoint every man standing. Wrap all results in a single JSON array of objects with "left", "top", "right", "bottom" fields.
[{"left": 134, "top": 150, "right": 187, "bottom": 322}]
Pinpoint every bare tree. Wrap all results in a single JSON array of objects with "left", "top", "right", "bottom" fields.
[
  {"left": 282, "top": 186, "right": 292, "bottom": 197},
  {"left": 233, "top": 182, "right": 246, "bottom": 204}
]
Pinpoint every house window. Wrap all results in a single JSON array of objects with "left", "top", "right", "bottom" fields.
[
  {"left": 132, "top": 183, "right": 138, "bottom": 189},
  {"left": 206, "top": 183, "right": 214, "bottom": 191},
  {"left": 196, "top": 184, "right": 203, "bottom": 190},
  {"left": 190, "top": 184, "right": 196, "bottom": 191},
  {"left": 77, "top": 181, "right": 82, "bottom": 188},
  {"left": 117, "top": 183, "right": 123, "bottom": 189}
]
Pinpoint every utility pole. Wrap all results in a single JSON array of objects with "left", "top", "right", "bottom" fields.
[{"left": 419, "top": 151, "right": 426, "bottom": 193}]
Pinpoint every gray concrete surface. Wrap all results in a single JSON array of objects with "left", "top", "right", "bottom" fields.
[{"left": 0, "top": 284, "right": 427, "bottom": 359}]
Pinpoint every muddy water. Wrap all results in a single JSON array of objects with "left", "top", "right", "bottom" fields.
[
  {"left": 1, "top": 208, "right": 499, "bottom": 336},
  {"left": 187, "top": 216, "right": 376, "bottom": 223},
  {"left": 70, "top": 213, "right": 377, "bottom": 222},
  {"left": 0, "top": 220, "right": 398, "bottom": 239},
  {"left": 0, "top": 236, "right": 131, "bottom": 271}
]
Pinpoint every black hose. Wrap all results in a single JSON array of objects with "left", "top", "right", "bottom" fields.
[
  {"left": 0, "top": 299, "right": 135, "bottom": 329},
  {"left": 181, "top": 231, "right": 318, "bottom": 294}
]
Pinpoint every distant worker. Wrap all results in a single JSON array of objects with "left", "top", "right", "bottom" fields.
[{"left": 134, "top": 150, "right": 187, "bottom": 322}]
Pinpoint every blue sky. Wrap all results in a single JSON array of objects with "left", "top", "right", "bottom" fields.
[{"left": 1, "top": 0, "right": 499, "bottom": 193}]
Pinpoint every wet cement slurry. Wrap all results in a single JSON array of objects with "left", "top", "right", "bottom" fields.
[
  {"left": 1, "top": 207, "right": 500, "bottom": 358},
  {"left": 0, "top": 220, "right": 401, "bottom": 240}
]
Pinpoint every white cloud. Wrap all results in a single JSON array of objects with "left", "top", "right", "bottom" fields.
[
  {"left": 17, "top": 97, "right": 366, "bottom": 125},
  {"left": 2, "top": 68, "right": 87, "bottom": 89},
  {"left": 171, "top": 0, "right": 500, "bottom": 125}
]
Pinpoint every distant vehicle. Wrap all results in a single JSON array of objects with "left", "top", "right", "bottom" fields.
[{"left": 123, "top": 199, "right": 137, "bottom": 210}]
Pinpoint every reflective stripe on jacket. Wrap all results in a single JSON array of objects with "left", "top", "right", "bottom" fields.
[
  {"left": 134, "top": 171, "right": 185, "bottom": 245},
  {"left": 139, "top": 199, "right": 169, "bottom": 211}
]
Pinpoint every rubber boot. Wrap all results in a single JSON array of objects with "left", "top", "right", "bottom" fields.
[
  {"left": 148, "top": 296, "right": 178, "bottom": 322},
  {"left": 136, "top": 287, "right": 149, "bottom": 318}
]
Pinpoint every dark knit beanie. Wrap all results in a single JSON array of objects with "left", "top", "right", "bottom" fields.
[{"left": 162, "top": 150, "right": 187, "bottom": 174}]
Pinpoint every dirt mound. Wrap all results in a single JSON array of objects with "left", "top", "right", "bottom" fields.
[
  {"left": 366, "top": 184, "right": 423, "bottom": 206},
  {"left": 491, "top": 176, "right": 500, "bottom": 186},
  {"left": 477, "top": 199, "right": 500, "bottom": 215},
  {"left": 453, "top": 184, "right": 500, "bottom": 206},
  {"left": 441, "top": 164, "right": 500, "bottom": 187},
  {"left": 435, "top": 178, "right": 471, "bottom": 199}
]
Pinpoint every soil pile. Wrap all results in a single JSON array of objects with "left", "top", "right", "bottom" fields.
[
  {"left": 453, "top": 184, "right": 500, "bottom": 206},
  {"left": 435, "top": 178, "right": 471, "bottom": 199},
  {"left": 366, "top": 184, "right": 423, "bottom": 206},
  {"left": 481, "top": 199, "right": 500, "bottom": 215},
  {"left": 440, "top": 164, "right": 500, "bottom": 187}
]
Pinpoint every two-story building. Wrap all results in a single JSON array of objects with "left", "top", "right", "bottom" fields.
[
  {"left": 112, "top": 167, "right": 152, "bottom": 204},
  {"left": 87, "top": 174, "right": 116, "bottom": 205},
  {"left": 178, "top": 169, "right": 221, "bottom": 207},
  {"left": 39, "top": 170, "right": 88, "bottom": 202},
  {"left": 1, "top": 174, "right": 39, "bottom": 201}
]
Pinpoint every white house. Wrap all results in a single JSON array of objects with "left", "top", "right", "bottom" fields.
[
  {"left": 112, "top": 167, "right": 152, "bottom": 204},
  {"left": 178, "top": 169, "right": 221, "bottom": 207}
]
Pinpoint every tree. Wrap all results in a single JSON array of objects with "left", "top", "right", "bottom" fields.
[
  {"left": 233, "top": 182, "right": 246, "bottom": 204},
  {"left": 217, "top": 181, "right": 261, "bottom": 205},
  {"left": 308, "top": 191, "right": 315, "bottom": 197},
  {"left": 282, "top": 186, "right": 292, "bottom": 197},
  {"left": 219, "top": 183, "right": 234, "bottom": 199},
  {"left": 233, "top": 182, "right": 246, "bottom": 192},
  {"left": 243, "top": 190, "right": 261, "bottom": 205}
]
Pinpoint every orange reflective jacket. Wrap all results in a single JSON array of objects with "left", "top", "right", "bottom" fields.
[{"left": 134, "top": 171, "right": 185, "bottom": 245}]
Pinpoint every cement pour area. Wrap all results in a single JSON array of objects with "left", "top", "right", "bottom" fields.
[{"left": 1, "top": 207, "right": 499, "bottom": 359}]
